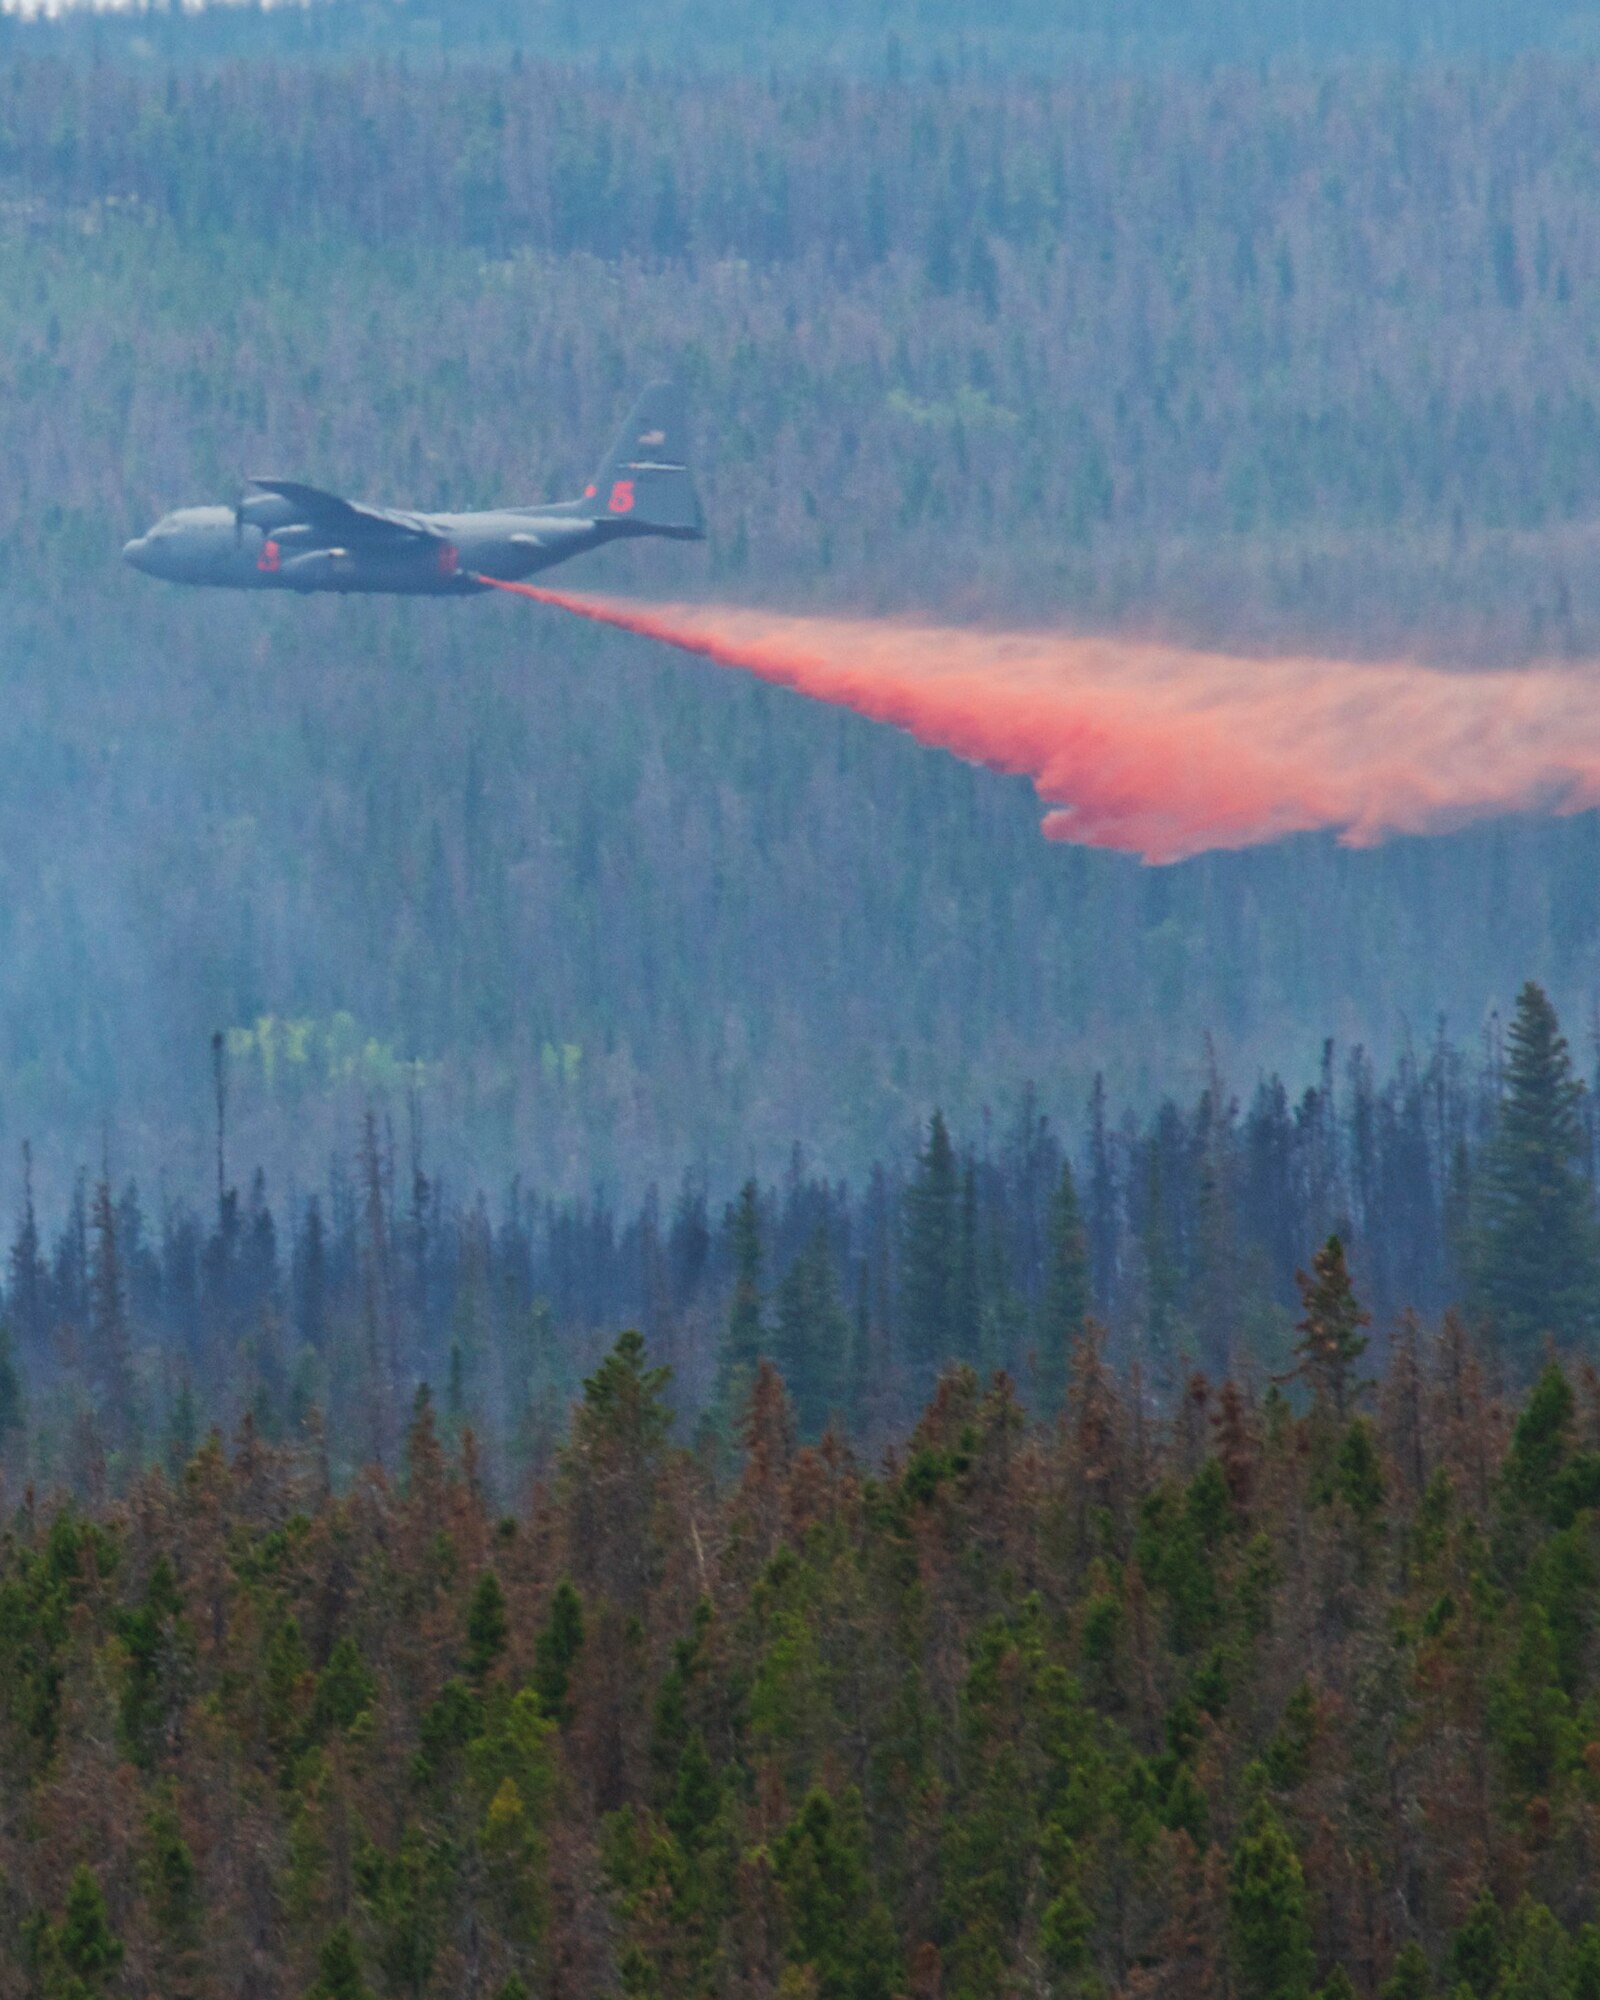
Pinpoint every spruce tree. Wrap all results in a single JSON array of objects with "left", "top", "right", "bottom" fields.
[
  {"left": 307, "top": 1924, "right": 373, "bottom": 2000},
  {"left": 465, "top": 1570, "right": 509, "bottom": 1681},
  {"left": 1450, "top": 1889, "right": 1503, "bottom": 1998},
  {"left": 143, "top": 1796, "right": 200, "bottom": 1960},
  {"left": 1294, "top": 1236, "right": 1370, "bottom": 1422},
  {"left": 773, "top": 1229, "right": 850, "bottom": 1439},
  {"left": 56, "top": 1865, "right": 123, "bottom": 1990},
  {"left": 954, "top": 1161, "right": 981, "bottom": 1361},
  {"left": 717, "top": 1180, "right": 764, "bottom": 1418},
  {"left": 562, "top": 1329, "right": 673, "bottom": 1614},
  {"left": 89, "top": 1176, "right": 136, "bottom": 1452},
  {"left": 8, "top": 1141, "right": 44, "bottom": 1362},
  {"left": 533, "top": 1579, "right": 585, "bottom": 1726},
  {"left": 1037, "top": 1162, "right": 1089, "bottom": 1417},
  {"left": 1229, "top": 1788, "right": 1314, "bottom": 2000},
  {"left": 1475, "top": 982, "right": 1600, "bottom": 1360},
  {"left": 901, "top": 1111, "right": 960, "bottom": 1386},
  {"left": 0, "top": 1322, "right": 23, "bottom": 1446},
  {"left": 1380, "top": 1940, "right": 1432, "bottom": 2000},
  {"left": 773, "top": 1786, "right": 901, "bottom": 2000}
]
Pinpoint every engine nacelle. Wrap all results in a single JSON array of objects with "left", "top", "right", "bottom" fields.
[
  {"left": 279, "top": 548, "right": 357, "bottom": 589},
  {"left": 238, "top": 492, "right": 302, "bottom": 531}
]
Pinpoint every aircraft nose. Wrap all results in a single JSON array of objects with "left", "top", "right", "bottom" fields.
[{"left": 123, "top": 536, "right": 153, "bottom": 573}]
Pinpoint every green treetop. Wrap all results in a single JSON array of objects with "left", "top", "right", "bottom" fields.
[
  {"left": 1229, "top": 1787, "right": 1314, "bottom": 2000},
  {"left": 901, "top": 1111, "right": 961, "bottom": 1385},
  {"left": 1474, "top": 982, "right": 1600, "bottom": 1359},
  {"left": 1294, "top": 1235, "right": 1369, "bottom": 1422},
  {"left": 717, "top": 1179, "right": 765, "bottom": 1418}
]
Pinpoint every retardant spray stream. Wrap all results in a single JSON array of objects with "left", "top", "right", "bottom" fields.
[{"left": 480, "top": 577, "right": 1600, "bottom": 864}]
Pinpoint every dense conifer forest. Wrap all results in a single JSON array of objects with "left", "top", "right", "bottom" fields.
[
  {"left": 10, "top": 53, "right": 1600, "bottom": 1184},
  {"left": 10, "top": 1179, "right": 1600, "bottom": 1998},
  {"left": 0, "top": 979, "right": 1591, "bottom": 1498}
]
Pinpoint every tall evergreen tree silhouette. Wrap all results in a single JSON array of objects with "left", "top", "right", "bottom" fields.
[
  {"left": 1037, "top": 1162, "right": 1089, "bottom": 1416},
  {"left": 1475, "top": 982, "right": 1600, "bottom": 1359},
  {"left": 901, "top": 1111, "right": 959, "bottom": 1386},
  {"left": 717, "top": 1179, "right": 764, "bottom": 1420},
  {"left": 773, "top": 1227, "right": 849, "bottom": 1438},
  {"left": 1294, "top": 1235, "right": 1369, "bottom": 1422}
]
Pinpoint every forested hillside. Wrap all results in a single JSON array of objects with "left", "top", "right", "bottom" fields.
[
  {"left": 7, "top": 57, "right": 1600, "bottom": 1187},
  {"left": 7, "top": 0, "right": 1600, "bottom": 69},
  {"left": 1, "top": 980, "right": 1595, "bottom": 1504},
  {"left": 9, "top": 1294, "right": 1600, "bottom": 2000}
]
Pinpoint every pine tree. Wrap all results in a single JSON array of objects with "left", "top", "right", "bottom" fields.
[
  {"left": 1503, "top": 1361, "right": 1576, "bottom": 1519},
  {"left": 1142, "top": 1141, "right": 1182, "bottom": 1374},
  {"left": 466, "top": 1570, "right": 509, "bottom": 1681},
  {"left": 773, "top": 1229, "right": 850, "bottom": 1439},
  {"left": 143, "top": 1795, "right": 201, "bottom": 1966},
  {"left": 1450, "top": 1889, "right": 1503, "bottom": 1997},
  {"left": 774, "top": 1787, "right": 901, "bottom": 2000},
  {"left": 1037, "top": 1162, "right": 1089, "bottom": 1417},
  {"left": 307, "top": 1924, "right": 374, "bottom": 2000},
  {"left": 1294, "top": 1236, "right": 1370, "bottom": 1422},
  {"left": 954, "top": 1162, "right": 981, "bottom": 1362},
  {"left": 718, "top": 1180, "right": 765, "bottom": 1417},
  {"left": 311, "top": 1636, "right": 378, "bottom": 1737},
  {"left": 1475, "top": 982, "right": 1600, "bottom": 1359},
  {"left": 1380, "top": 1940, "right": 1432, "bottom": 2000},
  {"left": 1335, "top": 1419, "right": 1386, "bottom": 1523},
  {"left": 165, "top": 1376, "right": 198, "bottom": 1481},
  {"left": 562, "top": 1329, "right": 673, "bottom": 1614},
  {"left": 9, "top": 1141, "right": 44, "bottom": 1363},
  {"left": 33, "top": 1864, "right": 124, "bottom": 2000},
  {"left": 1496, "top": 1903, "right": 1571, "bottom": 2000},
  {"left": 89, "top": 1176, "right": 136, "bottom": 1452},
  {"left": 0, "top": 1322, "right": 23, "bottom": 1446},
  {"left": 1087, "top": 1075, "right": 1119, "bottom": 1315},
  {"left": 1228, "top": 1789, "right": 1314, "bottom": 2000},
  {"left": 294, "top": 1195, "right": 328, "bottom": 1353},
  {"left": 902, "top": 1112, "right": 960, "bottom": 1386},
  {"left": 533, "top": 1579, "right": 585, "bottom": 1726}
]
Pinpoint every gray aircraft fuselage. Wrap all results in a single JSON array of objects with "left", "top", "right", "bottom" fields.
[
  {"left": 123, "top": 503, "right": 676, "bottom": 595},
  {"left": 122, "top": 383, "right": 704, "bottom": 596}
]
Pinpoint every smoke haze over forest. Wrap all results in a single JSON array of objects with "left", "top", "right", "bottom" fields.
[{"left": 11, "top": 27, "right": 1600, "bottom": 1209}]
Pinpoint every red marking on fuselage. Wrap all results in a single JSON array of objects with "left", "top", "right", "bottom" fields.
[
  {"left": 609, "top": 479, "right": 636, "bottom": 514},
  {"left": 257, "top": 538, "right": 281, "bottom": 573},
  {"left": 438, "top": 542, "right": 460, "bottom": 577}
]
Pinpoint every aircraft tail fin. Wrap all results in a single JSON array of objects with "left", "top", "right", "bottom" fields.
[{"left": 583, "top": 382, "right": 705, "bottom": 538}]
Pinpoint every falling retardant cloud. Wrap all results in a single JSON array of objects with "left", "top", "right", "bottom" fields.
[{"left": 481, "top": 580, "right": 1600, "bottom": 863}]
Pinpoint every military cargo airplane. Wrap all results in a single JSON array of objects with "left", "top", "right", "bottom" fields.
[{"left": 122, "top": 383, "right": 704, "bottom": 595}]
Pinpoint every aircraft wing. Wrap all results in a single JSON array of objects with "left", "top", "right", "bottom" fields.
[{"left": 245, "top": 478, "right": 439, "bottom": 543}]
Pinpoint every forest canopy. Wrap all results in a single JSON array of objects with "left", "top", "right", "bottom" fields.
[{"left": 6, "top": 1291, "right": 1600, "bottom": 2000}]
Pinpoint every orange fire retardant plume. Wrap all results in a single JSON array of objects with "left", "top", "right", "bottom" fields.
[{"left": 482, "top": 579, "right": 1600, "bottom": 864}]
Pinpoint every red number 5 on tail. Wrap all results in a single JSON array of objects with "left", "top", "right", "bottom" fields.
[{"left": 608, "top": 479, "right": 636, "bottom": 514}]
